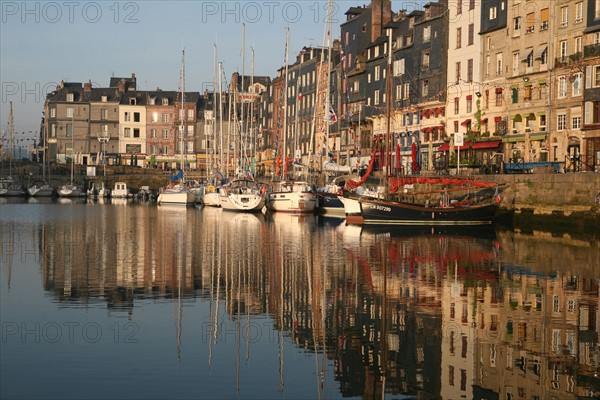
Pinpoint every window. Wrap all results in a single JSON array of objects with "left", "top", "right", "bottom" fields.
[
  {"left": 101, "top": 95, "right": 107, "bottom": 102},
  {"left": 540, "top": 8, "right": 549, "bottom": 30},
  {"left": 188, "top": 109, "right": 194, "bottom": 120},
  {"left": 512, "top": 88, "right": 519, "bottom": 104},
  {"left": 396, "top": 85, "right": 402, "bottom": 101},
  {"left": 512, "top": 53, "right": 520, "bottom": 74},
  {"left": 496, "top": 53, "right": 503, "bottom": 76},
  {"left": 575, "top": 36, "right": 582, "bottom": 54},
  {"left": 558, "top": 76, "right": 568, "bottom": 98},
  {"left": 162, "top": 98, "right": 169, "bottom": 106},
  {"left": 162, "top": 113, "right": 169, "bottom": 123},
  {"left": 575, "top": 2, "right": 583, "bottom": 23},
  {"left": 573, "top": 73, "right": 582, "bottom": 96},
  {"left": 449, "top": 366, "right": 454, "bottom": 386},
  {"left": 124, "top": 112, "right": 131, "bottom": 122},
  {"left": 50, "top": 124, "right": 56, "bottom": 137},
  {"left": 124, "top": 127, "right": 131, "bottom": 137},
  {"left": 151, "top": 128, "right": 157, "bottom": 138},
  {"left": 403, "top": 83, "right": 410, "bottom": 100},
  {"left": 101, "top": 109, "right": 107, "bottom": 120},
  {"left": 560, "top": 41, "right": 568, "bottom": 62},
  {"left": 495, "top": 89, "right": 503, "bottom": 106},
  {"left": 423, "top": 26, "right": 431, "bottom": 42},
  {"left": 514, "top": 17, "right": 521, "bottom": 32},
  {"left": 540, "top": 114, "right": 547, "bottom": 130},
  {"left": 422, "top": 51, "right": 430, "bottom": 69},
  {"left": 489, "top": 6, "right": 497, "bottom": 20},
  {"left": 539, "top": 83, "right": 547, "bottom": 100},
  {"left": 375, "top": 65, "right": 380, "bottom": 81},
  {"left": 596, "top": 0, "right": 600, "bottom": 20},
  {"left": 526, "top": 51, "right": 534, "bottom": 68},
  {"left": 456, "top": 27, "right": 462, "bottom": 48},
  {"left": 50, "top": 107, "right": 56, "bottom": 118},
  {"left": 467, "top": 59, "right": 473, "bottom": 82},
  {"left": 572, "top": 116, "right": 582, "bottom": 129},
  {"left": 66, "top": 107, "right": 74, "bottom": 118},
  {"left": 162, "top": 129, "right": 169, "bottom": 139},
  {"left": 66, "top": 123, "right": 73, "bottom": 137},
  {"left": 129, "top": 98, "right": 136, "bottom": 105},
  {"left": 487, "top": 36, "right": 491, "bottom": 50},
  {"left": 455, "top": 61, "right": 461, "bottom": 83},
  {"left": 467, "top": 96, "right": 472, "bottom": 113},
  {"left": 152, "top": 112, "right": 158, "bottom": 123},
  {"left": 66, "top": 93, "right": 74, "bottom": 102},
  {"left": 526, "top": 12, "right": 535, "bottom": 33},
  {"left": 524, "top": 86, "right": 532, "bottom": 101},
  {"left": 422, "top": 80, "right": 429, "bottom": 97},
  {"left": 187, "top": 125, "right": 194, "bottom": 135},
  {"left": 374, "top": 89, "right": 380, "bottom": 105},
  {"left": 456, "top": 0, "right": 462, "bottom": 15},
  {"left": 561, "top": 6, "right": 568, "bottom": 27},
  {"left": 595, "top": 32, "right": 600, "bottom": 45},
  {"left": 393, "top": 59, "right": 405, "bottom": 76},
  {"left": 541, "top": 48, "right": 548, "bottom": 65},
  {"left": 557, "top": 114, "right": 566, "bottom": 131},
  {"left": 468, "top": 24, "right": 474, "bottom": 46},
  {"left": 454, "top": 98, "right": 460, "bottom": 114},
  {"left": 469, "top": 0, "right": 474, "bottom": 10}
]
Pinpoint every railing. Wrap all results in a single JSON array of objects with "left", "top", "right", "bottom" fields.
[{"left": 584, "top": 44, "right": 600, "bottom": 58}]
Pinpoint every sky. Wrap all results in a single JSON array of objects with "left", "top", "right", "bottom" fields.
[{"left": 1, "top": 0, "right": 420, "bottom": 149}]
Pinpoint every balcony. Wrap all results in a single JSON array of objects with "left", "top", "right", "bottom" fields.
[
  {"left": 584, "top": 44, "right": 600, "bottom": 59},
  {"left": 554, "top": 53, "right": 583, "bottom": 68}
]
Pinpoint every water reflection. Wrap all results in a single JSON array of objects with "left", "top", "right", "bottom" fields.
[{"left": 4, "top": 203, "right": 598, "bottom": 399}]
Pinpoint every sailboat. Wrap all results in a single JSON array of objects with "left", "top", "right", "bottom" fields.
[
  {"left": 268, "top": 28, "right": 317, "bottom": 214},
  {"left": 157, "top": 49, "right": 196, "bottom": 206},
  {"left": 204, "top": 45, "right": 223, "bottom": 208},
  {"left": 218, "top": 25, "right": 267, "bottom": 213},
  {"left": 343, "top": 28, "right": 501, "bottom": 226},
  {"left": 28, "top": 108, "right": 57, "bottom": 197},
  {"left": 57, "top": 104, "right": 85, "bottom": 198},
  {"left": 0, "top": 102, "right": 25, "bottom": 197}
]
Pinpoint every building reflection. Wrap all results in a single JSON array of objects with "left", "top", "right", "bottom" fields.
[{"left": 37, "top": 208, "right": 599, "bottom": 398}]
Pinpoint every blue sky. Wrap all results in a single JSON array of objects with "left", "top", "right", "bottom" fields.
[{"left": 1, "top": 1, "right": 420, "bottom": 148}]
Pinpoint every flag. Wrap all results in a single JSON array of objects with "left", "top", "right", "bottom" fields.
[
  {"left": 329, "top": 105, "right": 337, "bottom": 124},
  {"left": 298, "top": 92, "right": 302, "bottom": 101},
  {"left": 494, "top": 187, "right": 501, "bottom": 204}
]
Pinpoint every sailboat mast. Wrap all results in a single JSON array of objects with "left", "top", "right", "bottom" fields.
[
  {"left": 240, "top": 23, "right": 245, "bottom": 175},
  {"left": 325, "top": 0, "right": 333, "bottom": 169},
  {"left": 219, "top": 62, "right": 225, "bottom": 176},
  {"left": 386, "top": 27, "right": 393, "bottom": 179},
  {"left": 282, "top": 27, "right": 289, "bottom": 178},
  {"left": 181, "top": 48, "right": 186, "bottom": 180},
  {"left": 212, "top": 43, "right": 217, "bottom": 179},
  {"left": 9, "top": 101, "right": 14, "bottom": 177},
  {"left": 251, "top": 47, "right": 255, "bottom": 178}
]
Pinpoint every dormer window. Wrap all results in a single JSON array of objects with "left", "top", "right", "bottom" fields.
[
  {"left": 101, "top": 95, "right": 107, "bottom": 102},
  {"left": 162, "top": 98, "right": 169, "bottom": 106},
  {"left": 66, "top": 93, "right": 74, "bottom": 102},
  {"left": 130, "top": 98, "right": 136, "bottom": 105}
]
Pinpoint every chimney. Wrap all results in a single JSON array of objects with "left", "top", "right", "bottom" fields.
[
  {"left": 83, "top": 79, "right": 92, "bottom": 92},
  {"left": 371, "top": 0, "right": 392, "bottom": 42},
  {"left": 131, "top": 73, "right": 136, "bottom": 81},
  {"left": 118, "top": 80, "right": 125, "bottom": 93}
]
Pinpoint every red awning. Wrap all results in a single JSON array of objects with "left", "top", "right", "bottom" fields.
[
  {"left": 480, "top": 118, "right": 488, "bottom": 125},
  {"left": 435, "top": 125, "right": 444, "bottom": 130},
  {"left": 453, "top": 121, "right": 459, "bottom": 126},
  {"left": 467, "top": 95, "right": 472, "bottom": 100},
  {"left": 421, "top": 127, "right": 432, "bottom": 133},
  {"left": 439, "top": 143, "right": 450, "bottom": 151},
  {"left": 471, "top": 140, "right": 501, "bottom": 149},
  {"left": 494, "top": 116, "right": 502, "bottom": 122},
  {"left": 495, "top": 88, "right": 503, "bottom": 94},
  {"left": 461, "top": 119, "right": 471, "bottom": 126}
]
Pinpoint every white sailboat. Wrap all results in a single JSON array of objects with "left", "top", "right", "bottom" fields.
[
  {"left": 157, "top": 49, "right": 196, "bottom": 206},
  {"left": 58, "top": 105, "right": 85, "bottom": 198},
  {"left": 218, "top": 24, "right": 267, "bottom": 213},
  {"left": 204, "top": 44, "right": 223, "bottom": 208},
  {"left": 268, "top": 28, "right": 317, "bottom": 214},
  {"left": 0, "top": 102, "right": 25, "bottom": 197}
]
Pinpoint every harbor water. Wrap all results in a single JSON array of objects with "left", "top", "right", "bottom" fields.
[{"left": 1, "top": 198, "right": 599, "bottom": 399}]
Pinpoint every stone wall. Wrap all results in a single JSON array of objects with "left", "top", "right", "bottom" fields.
[{"left": 484, "top": 173, "right": 600, "bottom": 216}]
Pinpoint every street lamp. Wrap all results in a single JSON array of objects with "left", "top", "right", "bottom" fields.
[{"left": 98, "top": 131, "right": 110, "bottom": 177}]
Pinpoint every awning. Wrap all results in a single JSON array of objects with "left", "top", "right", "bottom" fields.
[
  {"left": 512, "top": 114, "right": 522, "bottom": 122},
  {"left": 435, "top": 125, "right": 444, "bottom": 130},
  {"left": 520, "top": 50, "right": 533, "bottom": 62},
  {"left": 421, "top": 127, "right": 432, "bottom": 133},
  {"left": 480, "top": 118, "right": 488, "bottom": 125},
  {"left": 529, "top": 133, "right": 547, "bottom": 141},
  {"left": 538, "top": 79, "right": 547, "bottom": 85},
  {"left": 525, "top": 112, "right": 536, "bottom": 120},
  {"left": 537, "top": 111, "right": 546, "bottom": 116},
  {"left": 439, "top": 143, "right": 450, "bottom": 151},
  {"left": 494, "top": 116, "right": 503, "bottom": 122},
  {"left": 534, "top": 46, "right": 547, "bottom": 59},
  {"left": 495, "top": 88, "right": 503, "bottom": 94},
  {"left": 502, "top": 135, "right": 525, "bottom": 143},
  {"left": 471, "top": 140, "right": 501, "bottom": 149},
  {"left": 523, "top": 81, "right": 533, "bottom": 87},
  {"left": 461, "top": 119, "right": 471, "bottom": 126},
  {"left": 466, "top": 95, "right": 472, "bottom": 100}
]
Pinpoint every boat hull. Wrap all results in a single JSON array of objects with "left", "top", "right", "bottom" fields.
[
  {"left": 203, "top": 192, "right": 221, "bottom": 207},
  {"left": 220, "top": 193, "right": 266, "bottom": 212},
  {"left": 28, "top": 186, "right": 56, "bottom": 197},
  {"left": 58, "top": 185, "right": 85, "bottom": 198},
  {"left": 359, "top": 197, "right": 499, "bottom": 225},
  {"left": 315, "top": 192, "right": 345, "bottom": 217},
  {"left": 157, "top": 190, "right": 195, "bottom": 205},
  {"left": 269, "top": 191, "right": 317, "bottom": 213}
]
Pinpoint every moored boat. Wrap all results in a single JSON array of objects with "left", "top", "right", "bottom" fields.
[
  {"left": 269, "top": 180, "right": 317, "bottom": 213},
  {"left": 219, "top": 178, "right": 266, "bottom": 212}
]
